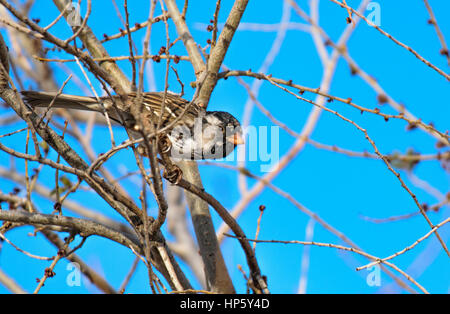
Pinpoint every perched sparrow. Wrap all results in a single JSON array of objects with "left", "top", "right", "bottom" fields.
[{"left": 21, "top": 91, "right": 244, "bottom": 160}]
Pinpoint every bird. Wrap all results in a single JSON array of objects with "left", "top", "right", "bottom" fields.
[{"left": 21, "top": 91, "right": 244, "bottom": 160}]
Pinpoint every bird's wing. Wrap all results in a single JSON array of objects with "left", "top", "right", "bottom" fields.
[
  {"left": 137, "top": 92, "right": 202, "bottom": 127},
  {"left": 21, "top": 91, "right": 103, "bottom": 112},
  {"left": 21, "top": 91, "right": 202, "bottom": 128}
]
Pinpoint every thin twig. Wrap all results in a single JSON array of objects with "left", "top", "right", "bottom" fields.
[
  {"left": 124, "top": 0, "right": 137, "bottom": 91},
  {"left": 224, "top": 233, "right": 429, "bottom": 294},
  {"left": 422, "top": 0, "right": 450, "bottom": 66},
  {"left": 0, "top": 233, "right": 54, "bottom": 261},
  {"left": 329, "top": 0, "right": 450, "bottom": 81},
  {"left": 211, "top": 0, "right": 222, "bottom": 50},
  {"left": 266, "top": 77, "right": 449, "bottom": 257},
  {"left": 33, "top": 233, "right": 75, "bottom": 294}
]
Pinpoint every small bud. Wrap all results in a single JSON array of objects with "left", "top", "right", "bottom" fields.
[
  {"left": 406, "top": 122, "right": 417, "bottom": 131},
  {"left": 44, "top": 268, "right": 55, "bottom": 278},
  {"left": 53, "top": 202, "right": 62, "bottom": 213},
  {"left": 377, "top": 94, "right": 389, "bottom": 105}
]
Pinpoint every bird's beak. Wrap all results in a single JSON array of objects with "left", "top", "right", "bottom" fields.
[{"left": 227, "top": 133, "right": 245, "bottom": 145}]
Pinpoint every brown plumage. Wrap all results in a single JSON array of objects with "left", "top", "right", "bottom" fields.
[
  {"left": 21, "top": 91, "right": 201, "bottom": 129},
  {"left": 21, "top": 90, "right": 243, "bottom": 160}
]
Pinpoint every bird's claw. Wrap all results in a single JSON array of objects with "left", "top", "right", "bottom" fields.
[
  {"left": 163, "top": 165, "right": 183, "bottom": 184},
  {"left": 158, "top": 134, "right": 172, "bottom": 154}
]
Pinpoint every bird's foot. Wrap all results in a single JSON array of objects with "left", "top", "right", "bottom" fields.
[
  {"left": 163, "top": 164, "right": 183, "bottom": 184},
  {"left": 158, "top": 134, "right": 172, "bottom": 154}
]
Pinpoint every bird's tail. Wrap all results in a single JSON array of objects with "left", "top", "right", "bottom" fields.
[{"left": 21, "top": 91, "right": 103, "bottom": 112}]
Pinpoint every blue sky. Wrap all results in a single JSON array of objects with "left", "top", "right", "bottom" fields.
[{"left": 0, "top": 0, "right": 449, "bottom": 293}]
